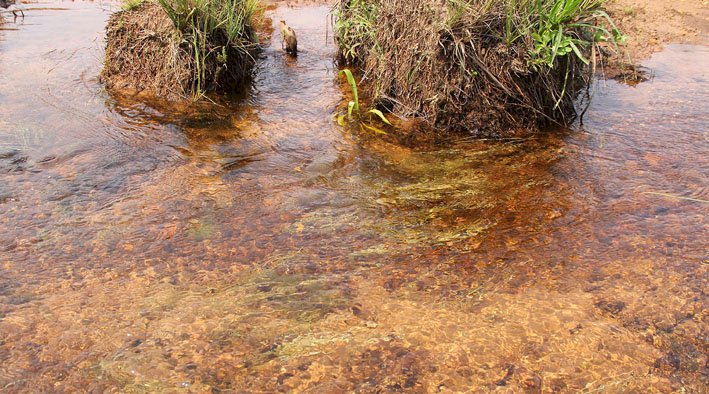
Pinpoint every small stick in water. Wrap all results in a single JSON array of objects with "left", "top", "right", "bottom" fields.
[
  {"left": 0, "top": 0, "right": 24, "bottom": 18},
  {"left": 280, "top": 20, "right": 297, "bottom": 55}
]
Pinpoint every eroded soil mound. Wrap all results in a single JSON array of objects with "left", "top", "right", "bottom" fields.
[
  {"left": 102, "top": 1, "right": 258, "bottom": 100},
  {"left": 334, "top": 0, "right": 621, "bottom": 136}
]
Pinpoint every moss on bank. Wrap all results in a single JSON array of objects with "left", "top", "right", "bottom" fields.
[
  {"left": 334, "top": 0, "right": 624, "bottom": 136},
  {"left": 102, "top": 0, "right": 261, "bottom": 100}
]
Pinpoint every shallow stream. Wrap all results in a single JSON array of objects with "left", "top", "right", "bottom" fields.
[{"left": 0, "top": 2, "right": 707, "bottom": 392}]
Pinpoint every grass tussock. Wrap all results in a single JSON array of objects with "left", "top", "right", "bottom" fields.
[
  {"left": 334, "top": 0, "right": 624, "bottom": 136},
  {"left": 102, "top": 0, "right": 262, "bottom": 100}
]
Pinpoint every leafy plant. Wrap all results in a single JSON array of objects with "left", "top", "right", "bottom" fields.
[
  {"left": 520, "top": 0, "right": 626, "bottom": 107},
  {"left": 502, "top": 0, "right": 626, "bottom": 69},
  {"left": 537, "top": 2, "right": 622, "bottom": 66},
  {"left": 333, "top": 0, "right": 380, "bottom": 64},
  {"left": 338, "top": 69, "right": 391, "bottom": 134}
]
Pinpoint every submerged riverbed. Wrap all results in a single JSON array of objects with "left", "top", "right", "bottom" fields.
[{"left": 0, "top": 2, "right": 707, "bottom": 392}]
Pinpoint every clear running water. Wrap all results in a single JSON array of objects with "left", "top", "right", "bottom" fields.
[{"left": 0, "top": 3, "right": 706, "bottom": 392}]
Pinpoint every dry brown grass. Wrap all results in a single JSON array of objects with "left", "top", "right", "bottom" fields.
[{"left": 102, "top": 3, "right": 192, "bottom": 99}]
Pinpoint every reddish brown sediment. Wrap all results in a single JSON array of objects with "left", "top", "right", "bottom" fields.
[
  {"left": 0, "top": 2, "right": 707, "bottom": 393},
  {"left": 607, "top": 0, "right": 709, "bottom": 59}
]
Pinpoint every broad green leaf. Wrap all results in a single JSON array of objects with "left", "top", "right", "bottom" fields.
[{"left": 569, "top": 41, "right": 589, "bottom": 64}]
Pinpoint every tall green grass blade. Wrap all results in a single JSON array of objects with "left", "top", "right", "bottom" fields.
[{"left": 339, "top": 69, "right": 360, "bottom": 114}]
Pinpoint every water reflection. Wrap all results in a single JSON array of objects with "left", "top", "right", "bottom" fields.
[{"left": 0, "top": 2, "right": 707, "bottom": 393}]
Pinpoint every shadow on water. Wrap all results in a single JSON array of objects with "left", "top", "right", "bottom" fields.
[{"left": 0, "top": 2, "right": 707, "bottom": 392}]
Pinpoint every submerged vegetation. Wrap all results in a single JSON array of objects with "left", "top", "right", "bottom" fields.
[
  {"left": 102, "top": 0, "right": 261, "bottom": 99},
  {"left": 334, "top": 0, "right": 625, "bottom": 135}
]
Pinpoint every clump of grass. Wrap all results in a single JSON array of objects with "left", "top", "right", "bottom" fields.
[
  {"left": 158, "top": 0, "right": 259, "bottom": 44},
  {"left": 503, "top": 0, "right": 625, "bottom": 69},
  {"left": 103, "top": 0, "right": 262, "bottom": 100},
  {"left": 333, "top": 0, "right": 626, "bottom": 136},
  {"left": 333, "top": 0, "right": 379, "bottom": 64},
  {"left": 158, "top": 0, "right": 261, "bottom": 96}
]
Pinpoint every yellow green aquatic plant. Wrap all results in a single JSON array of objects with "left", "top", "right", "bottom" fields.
[{"left": 338, "top": 69, "right": 391, "bottom": 135}]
